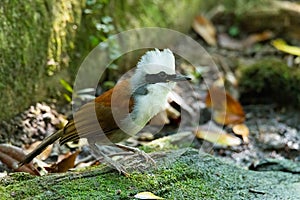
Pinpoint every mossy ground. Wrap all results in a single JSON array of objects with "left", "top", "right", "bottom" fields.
[{"left": 1, "top": 149, "right": 299, "bottom": 199}]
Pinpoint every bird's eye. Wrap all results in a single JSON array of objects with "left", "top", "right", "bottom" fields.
[{"left": 158, "top": 71, "right": 167, "bottom": 78}]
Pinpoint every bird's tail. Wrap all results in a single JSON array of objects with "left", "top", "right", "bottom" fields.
[{"left": 18, "top": 129, "right": 64, "bottom": 167}]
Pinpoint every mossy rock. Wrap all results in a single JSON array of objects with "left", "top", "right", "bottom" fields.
[
  {"left": 239, "top": 58, "right": 300, "bottom": 107},
  {"left": 1, "top": 149, "right": 299, "bottom": 199}
]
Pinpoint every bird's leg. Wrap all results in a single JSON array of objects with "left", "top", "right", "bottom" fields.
[
  {"left": 114, "top": 143, "right": 156, "bottom": 165},
  {"left": 89, "top": 143, "right": 129, "bottom": 176}
]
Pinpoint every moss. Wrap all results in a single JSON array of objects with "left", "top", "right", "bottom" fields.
[
  {"left": 0, "top": 0, "right": 50, "bottom": 120},
  {"left": 239, "top": 58, "right": 300, "bottom": 107},
  {"left": 0, "top": 0, "right": 83, "bottom": 121},
  {"left": 1, "top": 149, "right": 299, "bottom": 199}
]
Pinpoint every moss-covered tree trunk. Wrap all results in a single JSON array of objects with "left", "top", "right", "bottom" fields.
[{"left": 0, "top": 0, "right": 84, "bottom": 121}]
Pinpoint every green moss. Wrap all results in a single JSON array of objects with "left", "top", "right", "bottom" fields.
[
  {"left": 1, "top": 149, "right": 299, "bottom": 199},
  {"left": 239, "top": 58, "right": 300, "bottom": 106},
  {"left": 0, "top": 0, "right": 83, "bottom": 121},
  {"left": 0, "top": 0, "right": 50, "bottom": 119}
]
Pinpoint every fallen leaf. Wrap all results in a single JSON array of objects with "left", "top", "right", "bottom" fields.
[
  {"left": 271, "top": 39, "right": 300, "bottom": 56},
  {"left": 0, "top": 144, "right": 40, "bottom": 175},
  {"left": 192, "top": 15, "right": 217, "bottom": 46},
  {"left": 218, "top": 31, "right": 273, "bottom": 50},
  {"left": 206, "top": 86, "right": 245, "bottom": 125},
  {"left": 195, "top": 122, "right": 242, "bottom": 146},
  {"left": 243, "top": 31, "right": 274, "bottom": 47},
  {"left": 75, "top": 161, "right": 96, "bottom": 169},
  {"left": 212, "top": 111, "right": 245, "bottom": 126},
  {"left": 46, "top": 151, "right": 79, "bottom": 173},
  {"left": 32, "top": 159, "right": 49, "bottom": 176},
  {"left": 134, "top": 191, "right": 164, "bottom": 199},
  {"left": 232, "top": 124, "right": 250, "bottom": 144},
  {"left": 143, "top": 132, "right": 194, "bottom": 149},
  {"left": 25, "top": 141, "right": 53, "bottom": 161}
]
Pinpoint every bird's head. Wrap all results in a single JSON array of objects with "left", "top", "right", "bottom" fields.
[{"left": 131, "top": 49, "right": 190, "bottom": 94}]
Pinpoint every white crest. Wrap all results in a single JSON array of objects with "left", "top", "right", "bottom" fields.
[
  {"left": 137, "top": 48, "right": 175, "bottom": 74},
  {"left": 131, "top": 49, "right": 175, "bottom": 88}
]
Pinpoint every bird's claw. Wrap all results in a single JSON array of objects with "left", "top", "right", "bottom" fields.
[{"left": 115, "top": 143, "right": 156, "bottom": 165}]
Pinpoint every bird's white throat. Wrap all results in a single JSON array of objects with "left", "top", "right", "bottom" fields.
[
  {"left": 121, "top": 83, "right": 173, "bottom": 136},
  {"left": 121, "top": 48, "right": 177, "bottom": 135}
]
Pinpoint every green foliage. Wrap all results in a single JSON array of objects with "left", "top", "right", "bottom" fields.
[
  {"left": 60, "top": 79, "right": 73, "bottom": 93},
  {"left": 228, "top": 25, "right": 240, "bottom": 37},
  {"left": 60, "top": 79, "right": 73, "bottom": 102},
  {"left": 60, "top": 79, "right": 96, "bottom": 103},
  {"left": 102, "top": 81, "right": 115, "bottom": 90},
  {"left": 77, "top": 0, "right": 115, "bottom": 49},
  {"left": 69, "top": 0, "right": 122, "bottom": 83}
]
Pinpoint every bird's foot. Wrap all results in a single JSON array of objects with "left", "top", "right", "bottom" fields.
[
  {"left": 98, "top": 150, "right": 129, "bottom": 176},
  {"left": 114, "top": 143, "right": 156, "bottom": 165},
  {"left": 90, "top": 143, "right": 129, "bottom": 176}
]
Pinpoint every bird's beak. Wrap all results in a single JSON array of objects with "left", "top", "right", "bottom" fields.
[{"left": 170, "top": 74, "right": 191, "bottom": 82}]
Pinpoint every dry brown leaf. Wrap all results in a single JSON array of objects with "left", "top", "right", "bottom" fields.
[
  {"left": 192, "top": 15, "right": 217, "bottom": 46},
  {"left": 134, "top": 191, "right": 164, "bottom": 199},
  {"left": 46, "top": 151, "right": 79, "bottom": 173},
  {"left": 206, "top": 86, "right": 245, "bottom": 125},
  {"left": 218, "top": 31, "right": 273, "bottom": 50},
  {"left": 0, "top": 144, "right": 40, "bottom": 175},
  {"left": 232, "top": 123, "right": 250, "bottom": 144},
  {"left": 212, "top": 111, "right": 244, "bottom": 126},
  {"left": 26, "top": 141, "right": 53, "bottom": 161},
  {"left": 195, "top": 125, "right": 242, "bottom": 146},
  {"left": 243, "top": 31, "right": 273, "bottom": 47}
]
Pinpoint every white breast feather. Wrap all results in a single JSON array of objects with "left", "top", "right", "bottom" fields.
[{"left": 120, "top": 48, "right": 176, "bottom": 136}]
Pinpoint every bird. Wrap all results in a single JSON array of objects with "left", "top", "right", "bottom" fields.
[{"left": 18, "top": 48, "right": 190, "bottom": 174}]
